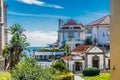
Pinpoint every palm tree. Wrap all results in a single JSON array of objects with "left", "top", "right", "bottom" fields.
[
  {"left": 4, "top": 24, "right": 30, "bottom": 69},
  {"left": 3, "top": 46, "right": 9, "bottom": 70}
]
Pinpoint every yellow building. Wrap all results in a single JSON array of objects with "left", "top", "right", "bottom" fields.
[
  {"left": 0, "top": 0, "right": 7, "bottom": 55},
  {"left": 111, "top": 0, "right": 120, "bottom": 80}
]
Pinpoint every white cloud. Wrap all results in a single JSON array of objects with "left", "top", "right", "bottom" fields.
[
  {"left": 24, "top": 31, "right": 57, "bottom": 47},
  {"left": 16, "top": 0, "right": 63, "bottom": 9},
  {"left": 8, "top": 11, "right": 70, "bottom": 19},
  {"left": 8, "top": 30, "right": 57, "bottom": 47}
]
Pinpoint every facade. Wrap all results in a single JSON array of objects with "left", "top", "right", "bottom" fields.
[
  {"left": 57, "top": 16, "right": 110, "bottom": 50},
  {"left": 85, "top": 46, "right": 106, "bottom": 70},
  {"left": 86, "top": 15, "right": 110, "bottom": 46},
  {"left": 61, "top": 45, "right": 110, "bottom": 72},
  {"left": 58, "top": 19, "right": 85, "bottom": 50},
  {"left": 0, "top": 0, "right": 7, "bottom": 55}
]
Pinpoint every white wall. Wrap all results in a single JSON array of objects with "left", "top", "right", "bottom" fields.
[
  {"left": 63, "top": 32, "right": 68, "bottom": 41},
  {"left": 91, "top": 26, "right": 110, "bottom": 45},
  {"left": 98, "top": 26, "right": 110, "bottom": 45},
  {"left": 34, "top": 51, "right": 64, "bottom": 55},
  {"left": 92, "top": 27, "right": 98, "bottom": 40},
  {"left": 74, "top": 32, "right": 78, "bottom": 40},
  {"left": 59, "top": 32, "right": 63, "bottom": 42},
  {"left": 64, "top": 60, "right": 74, "bottom": 71},
  {"left": 105, "top": 58, "right": 110, "bottom": 69}
]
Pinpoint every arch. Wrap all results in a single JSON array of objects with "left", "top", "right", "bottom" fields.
[{"left": 92, "top": 55, "right": 99, "bottom": 68}]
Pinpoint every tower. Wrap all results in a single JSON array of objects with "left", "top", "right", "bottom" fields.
[{"left": 58, "top": 18, "right": 64, "bottom": 30}]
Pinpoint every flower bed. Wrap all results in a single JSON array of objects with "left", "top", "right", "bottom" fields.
[{"left": 60, "top": 73, "right": 74, "bottom": 80}]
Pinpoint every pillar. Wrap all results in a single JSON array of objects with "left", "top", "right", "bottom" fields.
[{"left": 111, "top": 0, "right": 120, "bottom": 79}]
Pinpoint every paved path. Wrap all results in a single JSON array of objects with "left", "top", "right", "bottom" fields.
[{"left": 74, "top": 74, "right": 83, "bottom": 80}]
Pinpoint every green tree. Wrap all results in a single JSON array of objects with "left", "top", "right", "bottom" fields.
[
  {"left": 52, "top": 60, "right": 70, "bottom": 73},
  {"left": 85, "top": 38, "right": 92, "bottom": 45},
  {"left": 10, "top": 56, "right": 60, "bottom": 80},
  {"left": 3, "top": 24, "right": 30, "bottom": 70},
  {"left": 64, "top": 44, "right": 71, "bottom": 56}
]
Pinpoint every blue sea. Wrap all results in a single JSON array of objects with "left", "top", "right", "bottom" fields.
[{"left": 25, "top": 47, "right": 41, "bottom": 56}]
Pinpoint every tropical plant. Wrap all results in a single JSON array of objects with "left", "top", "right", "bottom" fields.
[
  {"left": 64, "top": 44, "right": 71, "bottom": 56},
  {"left": 3, "top": 24, "right": 30, "bottom": 70}
]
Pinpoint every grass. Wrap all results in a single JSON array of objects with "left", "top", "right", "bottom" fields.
[
  {"left": 82, "top": 73, "right": 110, "bottom": 80},
  {"left": 0, "top": 72, "right": 12, "bottom": 80}
]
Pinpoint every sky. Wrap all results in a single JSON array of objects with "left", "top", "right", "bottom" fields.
[{"left": 5, "top": 0, "right": 110, "bottom": 47}]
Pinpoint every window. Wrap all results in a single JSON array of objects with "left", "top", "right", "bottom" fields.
[
  {"left": 68, "top": 32, "right": 74, "bottom": 38},
  {"left": 87, "top": 29, "right": 92, "bottom": 33},
  {"left": 74, "top": 27, "right": 81, "bottom": 29},
  {"left": 76, "top": 44, "right": 80, "bottom": 47},
  {"left": 103, "top": 32, "right": 105, "bottom": 37}
]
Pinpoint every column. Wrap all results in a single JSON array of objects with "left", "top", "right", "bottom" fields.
[{"left": 111, "top": 0, "right": 120, "bottom": 79}]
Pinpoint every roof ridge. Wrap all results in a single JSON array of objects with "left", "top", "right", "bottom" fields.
[
  {"left": 87, "top": 15, "right": 110, "bottom": 26},
  {"left": 64, "top": 19, "right": 78, "bottom": 25}
]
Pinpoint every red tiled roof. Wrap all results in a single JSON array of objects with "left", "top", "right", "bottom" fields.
[
  {"left": 61, "top": 56, "right": 72, "bottom": 61},
  {"left": 72, "top": 45, "right": 91, "bottom": 53},
  {"left": 64, "top": 19, "right": 78, "bottom": 25},
  {"left": 87, "top": 15, "right": 110, "bottom": 26}
]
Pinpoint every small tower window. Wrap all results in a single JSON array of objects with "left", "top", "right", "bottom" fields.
[{"left": 69, "top": 26, "right": 73, "bottom": 29}]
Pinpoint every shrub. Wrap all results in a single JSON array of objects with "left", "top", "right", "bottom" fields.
[
  {"left": 60, "top": 73, "right": 74, "bottom": 80},
  {"left": 82, "top": 67, "right": 100, "bottom": 76},
  {"left": 10, "top": 56, "right": 60, "bottom": 80},
  {"left": 52, "top": 60, "right": 70, "bottom": 73},
  {"left": 0, "top": 72, "right": 12, "bottom": 80}
]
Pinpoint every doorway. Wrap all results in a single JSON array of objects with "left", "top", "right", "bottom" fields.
[
  {"left": 75, "top": 62, "right": 82, "bottom": 71},
  {"left": 92, "top": 55, "right": 99, "bottom": 68}
]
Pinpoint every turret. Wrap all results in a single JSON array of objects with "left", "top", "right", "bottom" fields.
[
  {"left": 58, "top": 19, "right": 64, "bottom": 30},
  {"left": 93, "top": 37, "right": 98, "bottom": 46}
]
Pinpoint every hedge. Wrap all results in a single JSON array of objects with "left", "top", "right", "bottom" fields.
[
  {"left": 0, "top": 72, "right": 74, "bottom": 80},
  {"left": 82, "top": 67, "right": 100, "bottom": 76},
  {"left": 59, "top": 73, "right": 74, "bottom": 80}
]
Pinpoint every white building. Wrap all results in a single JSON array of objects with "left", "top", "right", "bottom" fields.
[
  {"left": 58, "top": 19, "right": 85, "bottom": 50},
  {"left": 0, "top": 0, "right": 7, "bottom": 55},
  {"left": 86, "top": 15, "right": 110, "bottom": 46},
  {"left": 33, "top": 51, "right": 64, "bottom": 61},
  {"left": 61, "top": 44, "right": 110, "bottom": 73},
  {"left": 57, "top": 16, "right": 110, "bottom": 50},
  {"left": 33, "top": 50, "right": 64, "bottom": 68}
]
